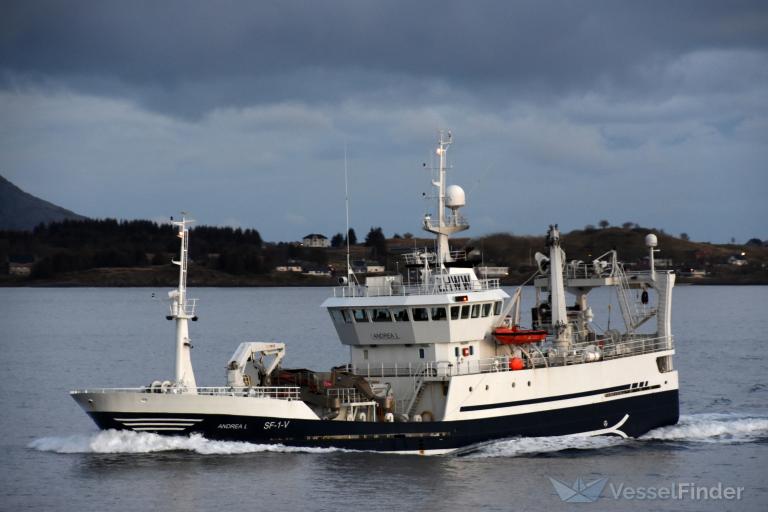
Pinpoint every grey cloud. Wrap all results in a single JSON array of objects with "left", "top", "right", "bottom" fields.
[
  {"left": 1, "top": 1, "right": 766, "bottom": 243},
  {"left": 2, "top": 1, "right": 767, "bottom": 117}
]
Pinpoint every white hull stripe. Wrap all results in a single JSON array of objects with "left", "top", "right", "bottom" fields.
[
  {"left": 451, "top": 414, "right": 632, "bottom": 456},
  {"left": 130, "top": 427, "right": 187, "bottom": 431},
  {"left": 460, "top": 383, "right": 632, "bottom": 412},
  {"left": 113, "top": 418, "right": 203, "bottom": 422},
  {"left": 121, "top": 422, "right": 196, "bottom": 427},
  {"left": 572, "top": 413, "right": 630, "bottom": 439}
]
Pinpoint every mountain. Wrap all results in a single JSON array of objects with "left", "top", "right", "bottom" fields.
[{"left": 0, "top": 175, "right": 88, "bottom": 231}]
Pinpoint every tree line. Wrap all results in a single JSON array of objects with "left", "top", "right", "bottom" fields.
[
  {"left": 0, "top": 218, "right": 404, "bottom": 280},
  {"left": 1, "top": 218, "right": 277, "bottom": 278}
]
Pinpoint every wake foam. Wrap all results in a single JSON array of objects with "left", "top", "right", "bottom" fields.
[
  {"left": 641, "top": 413, "right": 768, "bottom": 443},
  {"left": 28, "top": 429, "right": 341, "bottom": 455},
  {"left": 465, "top": 412, "right": 768, "bottom": 458},
  {"left": 463, "top": 434, "right": 625, "bottom": 458}
]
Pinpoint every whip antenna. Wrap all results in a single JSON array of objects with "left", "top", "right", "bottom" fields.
[{"left": 344, "top": 143, "right": 357, "bottom": 287}]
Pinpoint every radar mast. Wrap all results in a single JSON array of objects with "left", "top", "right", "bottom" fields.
[{"left": 423, "top": 131, "right": 469, "bottom": 269}]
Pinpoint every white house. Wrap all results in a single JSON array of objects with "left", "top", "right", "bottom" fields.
[
  {"left": 275, "top": 265, "right": 303, "bottom": 273},
  {"left": 303, "top": 267, "right": 332, "bottom": 277},
  {"left": 352, "top": 260, "right": 385, "bottom": 274},
  {"left": 302, "top": 234, "right": 330, "bottom": 248},
  {"left": 7, "top": 255, "right": 34, "bottom": 276},
  {"left": 728, "top": 255, "right": 748, "bottom": 266}
]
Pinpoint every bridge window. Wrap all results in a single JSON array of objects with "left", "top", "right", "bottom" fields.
[
  {"left": 431, "top": 307, "right": 447, "bottom": 321},
  {"left": 494, "top": 301, "right": 502, "bottom": 315},
  {"left": 419, "top": 348, "right": 425, "bottom": 359},
  {"left": 482, "top": 303, "right": 491, "bottom": 317},
  {"left": 412, "top": 308, "right": 429, "bottom": 321},
  {"left": 471, "top": 304, "right": 480, "bottom": 318},
  {"left": 353, "top": 309, "right": 369, "bottom": 322},
  {"left": 450, "top": 306, "right": 460, "bottom": 320},
  {"left": 461, "top": 305, "right": 470, "bottom": 319},
  {"left": 392, "top": 308, "right": 409, "bottom": 322},
  {"left": 341, "top": 310, "right": 353, "bottom": 324},
  {"left": 371, "top": 309, "right": 392, "bottom": 322}
]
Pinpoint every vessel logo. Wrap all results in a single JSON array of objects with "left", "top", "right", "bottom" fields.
[
  {"left": 548, "top": 476, "right": 608, "bottom": 503},
  {"left": 547, "top": 476, "right": 745, "bottom": 503}
]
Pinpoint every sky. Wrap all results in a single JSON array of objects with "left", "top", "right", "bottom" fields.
[{"left": 1, "top": 0, "right": 767, "bottom": 243}]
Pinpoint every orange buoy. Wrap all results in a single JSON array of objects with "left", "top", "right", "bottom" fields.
[{"left": 509, "top": 357, "right": 524, "bottom": 371}]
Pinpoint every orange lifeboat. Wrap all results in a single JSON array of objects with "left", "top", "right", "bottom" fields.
[{"left": 493, "top": 325, "right": 548, "bottom": 345}]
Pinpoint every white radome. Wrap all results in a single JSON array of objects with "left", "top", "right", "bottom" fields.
[
  {"left": 645, "top": 233, "right": 658, "bottom": 248},
  {"left": 445, "top": 184, "right": 466, "bottom": 208}
]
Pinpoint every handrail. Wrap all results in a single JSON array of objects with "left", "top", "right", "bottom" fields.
[
  {"left": 71, "top": 385, "right": 301, "bottom": 400},
  {"left": 169, "top": 298, "right": 198, "bottom": 317},
  {"left": 350, "top": 335, "right": 674, "bottom": 378},
  {"left": 325, "top": 387, "right": 367, "bottom": 404},
  {"left": 403, "top": 249, "right": 467, "bottom": 265},
  {"left": 332, "top": 278, "right": 500, "bottom": 298}
]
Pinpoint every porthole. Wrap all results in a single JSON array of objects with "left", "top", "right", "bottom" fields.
[
  {"left": 469, "top": 386, "right": 473, "bottom": 392},
  {"left": 511, "top": 382, "right": 516, "bottom": 388},
  {"left": 485, "top": 385, "right": 489, "bottom": 391},
  {"left": 527, "top": 381, "right": 531, "bottom": 387}
]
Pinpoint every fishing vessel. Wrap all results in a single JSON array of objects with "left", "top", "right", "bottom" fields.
[{"left": 71, "top": 132, "right": 679, "bottom": 454}]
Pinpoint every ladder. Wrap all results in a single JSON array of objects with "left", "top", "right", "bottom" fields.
[
  {"left": 614, "top": 262, "right": 655, "bottom": 332},
  {"left": 405, "top": 378, "right": 426, "bottom": 418}
]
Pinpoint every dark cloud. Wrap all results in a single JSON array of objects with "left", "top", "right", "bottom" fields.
[
  {"left": 0, "top": 1, "right": 766, "bottom": 242},
  {"left": 2, "top": 1, "right": 767, "bottom": 116}
]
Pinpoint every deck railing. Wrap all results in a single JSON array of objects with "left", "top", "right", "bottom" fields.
[
  {"left": 71, "top": 385, "right": 301, "bottom": 400},
  {"left": 326, "top": 387, "right": 367, "bottom": 404},
  {"left": 332, "top": 278, "right": 500, "bottom": 298},
  {"left": 348, "top": 335, "right": 674, "bottom": 379},
  {"left": 168, "top": 298, "right": 198, "bottom": 317}
]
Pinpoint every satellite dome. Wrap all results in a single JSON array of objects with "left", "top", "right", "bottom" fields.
[
  {"left": 445, "top": 185, "right": 466, "bottom": 209},
  {"left": 645, "top": 234, "right": 658, "bottom": 248}
]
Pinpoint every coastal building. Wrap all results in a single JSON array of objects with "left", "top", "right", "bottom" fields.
[
  {"left": 642, "top": 256, "right": 673, "bottom": 268},
  {"left": 303, "top": 267, "right": 332, "bottom": 277},
  {"left": 275, "top": 265, "right": 303, "bottom": 273},
  {"left": 352, "top": 259, "right": 385, "bottom": 274},
  {"left": 728, "top": 255, "right": 748, "bottom": 266},
  {"left": 679, "top": 269, "right": 707, "bottom": 278},
  {"left": 302, "top": 234, "right": 330, "bottom": 248},
  {"left": 7, "top": 255, "right": 34, "bottom": 276}
]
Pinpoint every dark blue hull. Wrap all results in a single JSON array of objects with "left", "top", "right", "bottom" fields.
[{"left": 86, "top": 390, "right": 679, "bottom": 453}]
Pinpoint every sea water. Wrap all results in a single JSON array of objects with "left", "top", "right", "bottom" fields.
[{"left": 1, "top": 286, "right": 766, "bottom": 511}]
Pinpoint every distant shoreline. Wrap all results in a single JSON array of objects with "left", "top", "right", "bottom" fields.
[{"left": 2, "top": 272, "right": 766, "bottom": 288}]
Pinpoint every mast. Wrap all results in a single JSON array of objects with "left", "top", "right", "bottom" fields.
[
  {"left": 547, "top": 224, "right": 572, "bottom": 351},
  {"left": 423, "top": 130, "right": 468, "bottom": 269},
  {"left": 169, "top": 214, "right": 198, "bottom": 392},
  {"left": 344, "top": 144, "right": 354, "bottom": 287}
]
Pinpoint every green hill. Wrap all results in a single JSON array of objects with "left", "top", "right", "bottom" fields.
[{"left": 466, "top": 227, "right": 768, "bottom": 284}]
